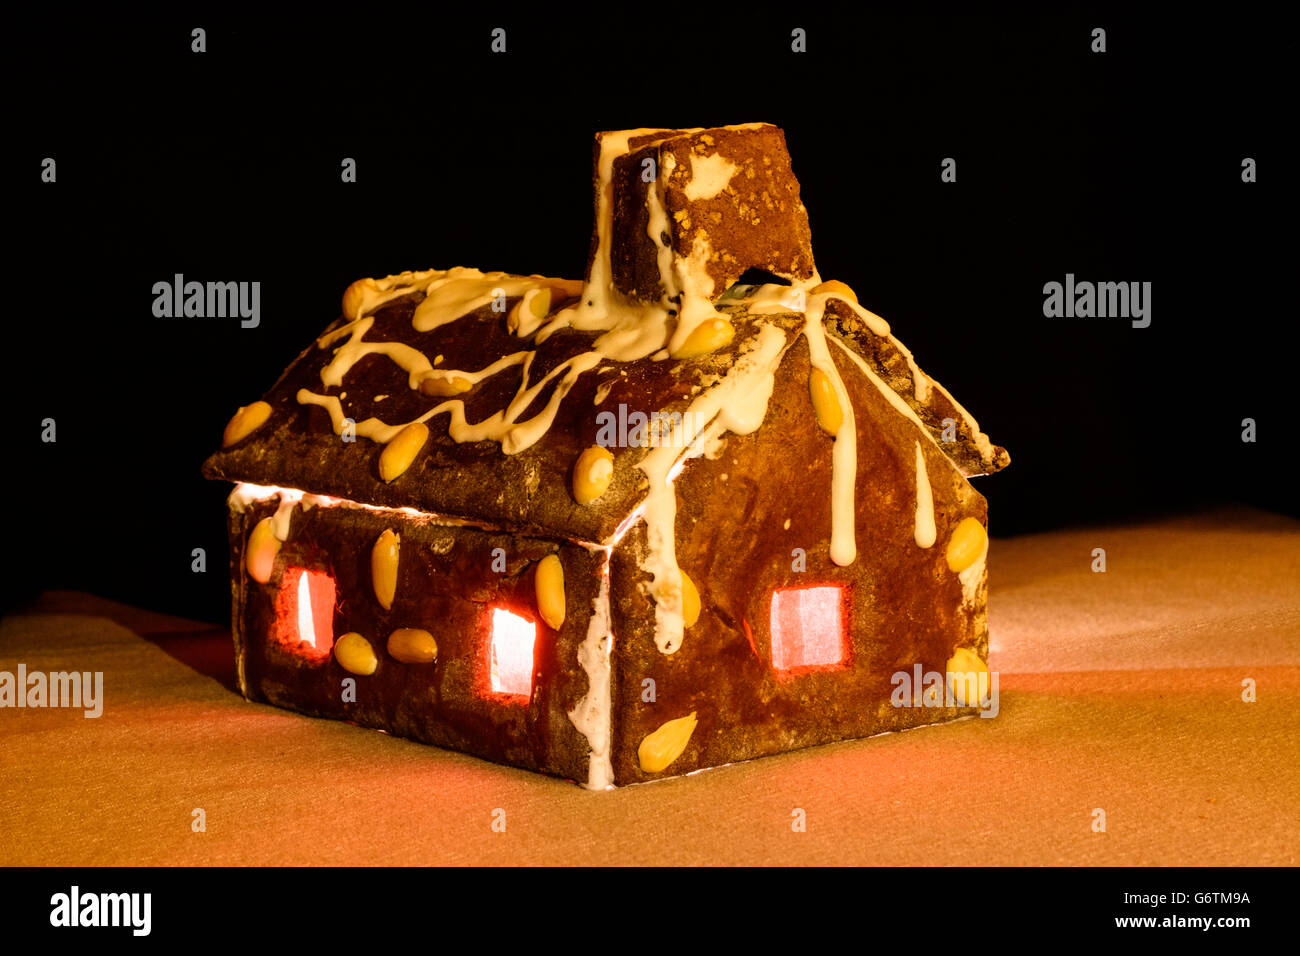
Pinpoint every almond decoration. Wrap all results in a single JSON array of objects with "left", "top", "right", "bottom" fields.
[
  {"left": 387, "top": 628, "right": 438, "bottom": 664},
  {"left": 808, "top": 368, "right": 843, "bottom": 435},
  {"left": 535, "top": 554, "right": 566, "bottom": 630},
  {"left": 378, "top": 422, "right": 429, "bottom": 482},
  {"left": 638, "top": 712, "right": 698, "bottom": 773},
  {"left": 671, "top": 318, "right": 735, "bottom": 359},
  {"left": 507, "top": 286, "right": 553, "bottom": 334},
  {"left": 371, "top": 529, "right": 400, "bottom": 610},
  {"left": 418, "top": 374, "right": 474, "bottom": 397},
  {"left": 335, "top": 633, "right": 379, "bottom": 676},
  {"left": 811, "top": 279, "right": 858, "bottom": 304},
  {"left": 245, "top": 517, "right": 280, "bottom": 584},
  {"left": 341, "top": 277, "right": 380, "bottom": 320},
  {"left": 944, "top": 646, "right": 988, "bottom": 707},
  {"left": 533, "top": 276, "right": 583, "bottom": 303},
  {"left": 222, "top": 401, "right": 271, "bottom": 447},
  {"left": 572, "top": 446, "right": 614, "bottom": 505},
  {"left": 680, "top": 569, "right": 701, "bottom": 628},
  {"left": 946, "top": 517, "right": 988, "bottom": 573}
]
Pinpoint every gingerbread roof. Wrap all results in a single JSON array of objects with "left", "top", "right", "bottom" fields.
[{"left": 203, "top": 124, "right": 1008, "bottom": 547}]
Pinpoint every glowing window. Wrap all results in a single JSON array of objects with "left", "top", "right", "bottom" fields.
[
  {"left": 273, "top": 568, "right": 336, "bottom": 662},
  {"left": 769, "top": 586, "right": 848, "bottom": 672},
  {"left": 490, "top": 608, "right": 537, "bottom": 700}
]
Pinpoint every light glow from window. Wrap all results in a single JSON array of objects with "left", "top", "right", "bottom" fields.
[
  {"left": 274, "top": 568, "right": 336, "bottom": 662},
  {"left": 490, "top": 608, "right": 537, "bottom": 699},
  {"left": 298, "top": 571, "right": 317, "bottom": 649},
  {"left": 769, "top": 585, "right": 848, "bottom": 672}
]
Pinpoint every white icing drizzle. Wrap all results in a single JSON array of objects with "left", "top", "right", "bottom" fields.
[
  {"left": 318, "top": 316, "right": 433, "bottom": 390},
  {"left": 819, "top": 291, "right": 997, "bottom": 453},
  {"left": 568, "top": 557, "right": 614, "bottom": 790},
  {"left": 228, "top": 482, "right": 504, "bottom": 529},
  {"left": 299, "top": 348, "right": 601, "bottom": 454},
  {"left": 913, "top": 441, "right": 936, "bottom": 548},
  {"left": 768, "top": 284, "right": 938, "bottom": 409},
  {"left": 646, "top": 152, "right": 678, "bottom": 300},
  {"left": 721, "top": 282, "right": 993, "bottom": 568},
  {"left": 640, "top": 141, "right": 753, "bottom": 355},
  {"left": 226, "top": 483, "right": 260, "bottom": 514},
  {"left": 643, "top": 153, "right": 731, "bottom": 351},
  {"left": 958, "top": 534, "right": 989, "bottom": 607},
  {"left": 829, "top": 326, "right": 998, "bottom": 472},
  {"left": 535, "top": 128, "right": 681, "bottom": 360},
  {"left": 536, "top": 124, "right": 760, "bottom": 362},
  {"left": 836, "top": 296, "right": 891, "bottom": 337},
  {"left": 892, "top": 336, "right": 932, "bottom": 402},
  {"left": 800, "top": 297, "right": 858, "bottom": 567},
  {"left": 637, "top": 323, "right": 788, "bottom": 654},
  {"left": 345, "top": 268, "right": 443, "bottom": 319},
  {"left": 269, "top": 490, "right": 302, "bottom": 541},
  {"left": 736, "top": 288, "right": 906, "bottom": 427},
  {"left": 740, "top": 284, "right": 808, "bottom": 315},
  {"left": 683, "top": 152, "right": 738, "bottom": 201},
  {"left": 828, "top": 336, "right": 964, "bottom": 482},
  {"left": 413, "top": 270, "right": 546, "bottom": 334}
]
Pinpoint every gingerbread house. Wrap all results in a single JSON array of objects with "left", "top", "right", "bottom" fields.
[{"left": 202, "top": 123, "right": 1010, "bottom": 788}]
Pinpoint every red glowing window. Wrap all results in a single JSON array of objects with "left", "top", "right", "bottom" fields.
[
  {"left": 489, "top": 608, "right": 537, "bottom": 700},
  {"left": 273, "top": 568, "right": 336, "bottom": 662},
  {"left": 769, "top": 586, "right": 848, "bottom": 672}
]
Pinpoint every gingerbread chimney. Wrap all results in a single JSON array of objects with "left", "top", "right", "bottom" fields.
[{"left": 589, "top": 124, "right": 818, "bottom": 310}]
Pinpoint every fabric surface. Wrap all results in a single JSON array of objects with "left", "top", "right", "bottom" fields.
[{"left": 2, "top": 507, "right": 1297, "bottom": 866}]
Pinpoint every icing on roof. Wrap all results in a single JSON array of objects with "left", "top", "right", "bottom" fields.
[{"left": 204, "top": 124, "right": 1009, "bottom": 658}]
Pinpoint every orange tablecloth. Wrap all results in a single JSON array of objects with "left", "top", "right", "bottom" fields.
[{"left": 2, "top": 507, "right": 1297, "bottom": 865}]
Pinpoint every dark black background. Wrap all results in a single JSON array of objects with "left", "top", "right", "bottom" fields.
[{"left": 7, "top": 6, "right": 1288, "bottom": 622}]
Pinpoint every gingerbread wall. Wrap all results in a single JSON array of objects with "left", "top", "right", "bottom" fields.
[
  {"left": 226, "top": 493, "right": 603, "bottom": 783},
  {"left": 607, "top": 333, "right": 990, "bottom": 784}
]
